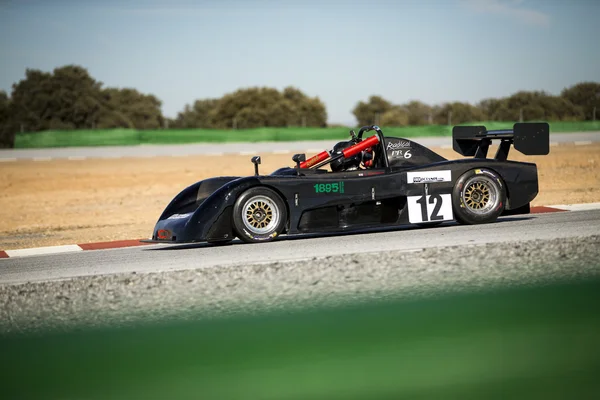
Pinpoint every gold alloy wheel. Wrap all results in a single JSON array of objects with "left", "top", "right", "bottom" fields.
[
  {"left": 464, "top": 181, "right": 491, "bottom": 210},
  {"left": 461, "top": 175, "right": 499, "bottom": 214},
  {"left": 242, "top": 195, "right": 280, "bottom": 235}
]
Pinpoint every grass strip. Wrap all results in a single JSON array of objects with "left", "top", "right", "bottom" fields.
[{"left": 14, "top": 121, "right": 600, "bottom": 148}]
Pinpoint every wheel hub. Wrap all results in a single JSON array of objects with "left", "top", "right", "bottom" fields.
[
  {"left": 464, "top": 181, "right": 491, "bottom": 210},
  {"left": 245, "top": 199, "right": 274, "bottom": 230},
  {"left": 253, "top": 210, "right": 266, "bottom": 223}
]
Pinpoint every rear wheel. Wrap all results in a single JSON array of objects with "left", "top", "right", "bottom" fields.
[
  {"left": 232, "top": 187, "right": 287, "bottom": 243},
  {"left": 452, "top": 169, "right": 506, "bottom": 225}
]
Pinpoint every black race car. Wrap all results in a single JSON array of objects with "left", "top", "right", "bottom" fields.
[{"left": 144, "top": 122, "right": 549, "bottom": 245}]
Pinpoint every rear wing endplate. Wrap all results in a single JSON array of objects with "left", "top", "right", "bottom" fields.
[{"left": 452, "top": 122, "right": 550, "bottom": 160}]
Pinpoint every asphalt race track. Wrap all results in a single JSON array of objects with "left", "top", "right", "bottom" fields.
[
  {"left": 1, "top": 209, "right": 599, "bottom": 334},
  {"left": 1, "top": 131, "right": 599, "bottom": 160},
  {"left": 1, "top": 209, "right": 598, "bottom": 285}
]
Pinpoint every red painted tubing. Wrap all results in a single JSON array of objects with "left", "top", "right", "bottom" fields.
[
  {"left": 300, "top": 151, "right": 330, "bottom": 168},
  {"left": 299, "top": 135, "right": 380, "bottom": 169},
  {"left": 342, "top": 135, "right": 380, "bottom": 158}
]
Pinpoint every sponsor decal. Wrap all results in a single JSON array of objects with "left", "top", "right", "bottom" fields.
[
  {"left": 304, "top": 158, "right": 319, "bottom": 168},
  {"left": 412, "top": 176, "right": 445, "bottom": 183},
  {"left": 167, "top": 213, "right": 192, "bottom": 220},
  {"left": 474, "top": 168, "right": 503, "bottom": 188},
  {"left": 407, "top": 170, "right": 451, "bottom": 184},
  {"left": 314, "top": 181, "right": 345, "bottom": 194},
  {"left": 157, "top": 229, "right": 172, "bottom": 240},
  {"left": 359, "top": 171, "right": 385, "bottom": 177},
  {"left": 391, "top": 149, "right": 412, "bottom": 159},
  {"left": 386, "top": 140, "right": 411, "bottom": 151}
]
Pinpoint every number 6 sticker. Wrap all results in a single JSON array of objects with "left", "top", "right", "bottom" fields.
[{"left": 407, "top": 194, "right": 453, "bottom": 223}]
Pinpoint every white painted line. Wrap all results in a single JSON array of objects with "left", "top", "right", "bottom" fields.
[
  {"left": 5, "top": 244, "right": 83, "bottom": 258},
  {"left": 239, "top": 151, "right": 256, "bottom": 156},
  {"left": 306, "top": 149, "right": 324, "bottom": 153},
  {"left": 171, "top": 154, "right": 189, "bottom": 157},
  {"left": 33, "top": 157, "right": 51, "bottom": 162},
  {"left": 574, "top": 141, "right": 592, "bottom": 146},
  {"left": 0, "top": 158, "right": 17, "bottom": 162},
  {"left": 205, "top": 152, "right": 224, "bottom": 156},
  {"left": 272, "top": 150, "right": 291, "bottom": 154},
  {"left": 68, "top": 156, "right": 86, "bottom": 161},
  {"left": 550, "top": 142, "right": 559, "bottom": 147},
  {"left": 440, "top": 145, "right": 452, "bottom": 149},
  {"left": 546, "top": 202, "right": 600, "bottom": 212}
]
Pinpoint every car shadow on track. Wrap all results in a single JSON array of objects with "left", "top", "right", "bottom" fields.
[
  {"left": 274, "top": 215, "right": 535, "bottom": 243},
  {"left": 143, "top": 215, "right": 534, "bottom": 251},
  {"left": 143, "top": 241, "right": 245, "bottom": 251}
]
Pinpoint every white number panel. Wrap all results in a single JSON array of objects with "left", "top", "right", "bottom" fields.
[{"left": 407, "top": 194, "right": 453, "bottom": 224}]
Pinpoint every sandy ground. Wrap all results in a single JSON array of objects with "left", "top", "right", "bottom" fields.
[{"left": 1, "top": 143, "right": 599, "bottom": 251}]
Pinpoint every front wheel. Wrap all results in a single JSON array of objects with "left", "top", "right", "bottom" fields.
[
  {"left": 452, "top": 169, "right": 506, "bottom": 225},
  {"left": 232, "top": 187, "right": 288, "bottom": 243}
]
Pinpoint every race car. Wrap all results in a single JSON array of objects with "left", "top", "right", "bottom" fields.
[{"left": 144, "top": 122, "right": 549, "bottom": 245}]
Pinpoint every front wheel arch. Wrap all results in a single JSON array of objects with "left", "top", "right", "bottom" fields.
[{"left": 260, "top": 184, "right": 291, "bottom": 234}]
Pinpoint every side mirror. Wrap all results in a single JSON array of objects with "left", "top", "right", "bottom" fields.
[
  {"left": 292, "top": 153, "right": 305, "bottom": 175},
  {"left": 251, "top": 156, "right": 261, "bottom": 176},
  {"left": 292, "top": 153, "right": 306, "bottom": 164}
]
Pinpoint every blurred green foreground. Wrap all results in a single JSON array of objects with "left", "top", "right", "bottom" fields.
[{"left": 1, "top": 276, "right": 599, "bottom": 400}]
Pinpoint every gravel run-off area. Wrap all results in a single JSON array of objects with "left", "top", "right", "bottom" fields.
[{"left": 1, "top": 235, "right": 599, "bottom": 335}]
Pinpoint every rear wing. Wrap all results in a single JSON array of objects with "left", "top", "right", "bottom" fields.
[{"left": 452, "top": 122, "right": 549, "bottom": 161}]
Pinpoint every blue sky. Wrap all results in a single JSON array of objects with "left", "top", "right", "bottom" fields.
[{"left": 1, "top": 0, "right": 598, "bottom": 125}]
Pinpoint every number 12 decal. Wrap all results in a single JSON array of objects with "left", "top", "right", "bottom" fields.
[{"left": 407, "top": 193, "right": 453, "bottom": 224}]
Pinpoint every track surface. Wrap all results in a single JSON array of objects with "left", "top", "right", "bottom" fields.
[
  {"left": 1, "top": 132, "right": 599, "bottom": 160},
  {"left": 1, "top": 210, "right": 598, "bottom": 285}
]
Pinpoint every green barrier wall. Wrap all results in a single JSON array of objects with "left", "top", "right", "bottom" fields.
[{"left": 14, "top": 121, "right": 600, "bottom": 148}]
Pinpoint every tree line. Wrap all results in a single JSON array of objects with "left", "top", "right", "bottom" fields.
[
  {"left": 352, "top": 83, "right": 600, "bottom": 127},
  {"left": 173, "top": 86, "right": 327, "bottom": 130},
  {"left": 0, "top": 64, "right": 599, "bottom": 148},
  {"left": 0, "top": 65, "right": 165, "bottom": 148}
]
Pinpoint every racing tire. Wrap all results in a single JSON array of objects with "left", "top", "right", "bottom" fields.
[
  {"left": 232, "top": 187, "right": 288, "bottom": 243},
  {"left": 452, "top": 168, "right": 506, "bottom": 225}
]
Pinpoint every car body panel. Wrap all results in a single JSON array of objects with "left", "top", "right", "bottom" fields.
[{"left": 147, "top": 124, "right": 546, "bottom": 244}]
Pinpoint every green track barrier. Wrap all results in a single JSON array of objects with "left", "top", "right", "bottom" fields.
[
  {"left": 1, "top": 276, "right": 599, "bottom": 399},
  {"left": 14, "top": 121, "right": 600, "bottom": 148}
]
